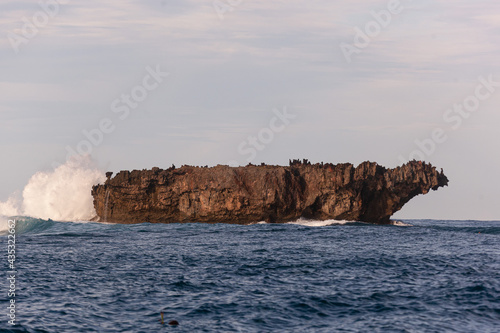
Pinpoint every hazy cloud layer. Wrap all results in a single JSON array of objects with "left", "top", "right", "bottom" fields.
[{"left": 1, "top": 0, "right": 499, "bottom": 219}]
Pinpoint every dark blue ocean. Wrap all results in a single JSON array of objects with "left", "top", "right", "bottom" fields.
[{"left": 1, "top": 218, "right": 499, "bottom": 333}]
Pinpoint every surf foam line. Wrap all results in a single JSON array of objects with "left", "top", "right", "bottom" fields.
[
  {"left": 390, "top": 221, "right": 413, "bottom": 227},
  {"left": 0, "top": 156, "right": 106, "bottom": 222},
  {"left": 256, "top": 218, "right": 412, "bottom": 227},
  {"left": 250, "top": 218, "right": 355, "bottom": 227},
  {"left": 287, "top": 218, "right": 357, "bottom": 227}
]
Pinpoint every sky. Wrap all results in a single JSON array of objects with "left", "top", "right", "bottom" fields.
[{"left": 1, "top": 0, "right": 499, "bottom": 220}]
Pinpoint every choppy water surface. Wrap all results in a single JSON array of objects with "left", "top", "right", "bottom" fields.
[{"left": 1, "top": 218, "right": 499, "bottom": 332}]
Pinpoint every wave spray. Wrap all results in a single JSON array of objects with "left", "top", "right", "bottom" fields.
[{"left": 0, "top": 156, "right": 106, "bottom": 221}]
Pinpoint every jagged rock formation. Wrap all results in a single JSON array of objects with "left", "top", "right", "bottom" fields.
[{"left": 91, "top": 160, "right": 448, "bottom": 225}]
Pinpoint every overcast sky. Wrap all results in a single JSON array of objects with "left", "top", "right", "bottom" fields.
[{"left": 1, "top": 0, "right": 499, "bottom": 220}]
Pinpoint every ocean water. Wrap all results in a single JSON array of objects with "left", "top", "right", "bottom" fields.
[{"left": 1, "top": 217, "right": 499, "bottom": 333}]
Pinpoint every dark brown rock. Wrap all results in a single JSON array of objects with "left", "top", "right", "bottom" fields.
[{"left": 91, "top": 160, "right": 448, "bottom": 225}]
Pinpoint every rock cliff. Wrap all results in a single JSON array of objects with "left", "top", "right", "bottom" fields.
[{"left": 91, "top": 160, "right": 448, "bottom": 224}]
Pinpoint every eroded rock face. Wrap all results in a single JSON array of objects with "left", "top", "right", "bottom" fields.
[{"left": 91, "top": 160, "right": 448, "bottom": 224}]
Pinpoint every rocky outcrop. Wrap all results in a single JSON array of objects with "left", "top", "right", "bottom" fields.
[{"left": 91, "top": 160, "right": 448, "bottom": 225}]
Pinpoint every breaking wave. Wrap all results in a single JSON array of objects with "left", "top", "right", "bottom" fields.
[
  {"left": 0, "top": 156, "right": 106, "bottom": 222},
  {"left": 0, "top": 216, "right": 56, "bottom": 236}
]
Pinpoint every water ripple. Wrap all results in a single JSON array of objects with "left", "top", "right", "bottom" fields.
[{"left": 0, "top": 218, "right": 499, "bottom": 332}]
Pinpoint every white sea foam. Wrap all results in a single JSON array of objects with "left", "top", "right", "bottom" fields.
[
  {"left": 0, "top": 192, "right": 21, "bottom": 217},
  {"left": 251, "top": 218, "right": 355, "bottom": 226},
  {"left": 0, "top": 156, "right": 106, "bottom": 222},
  {"left": 287, "top": 218, "right": 355, "bottom": 227},
  {"left": 390, "top": 220, "right": 413, "bottom": 227}
]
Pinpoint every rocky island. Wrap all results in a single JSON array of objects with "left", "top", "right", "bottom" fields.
[{"left": 91, "top": 160, "right": 448, "bottom": 225}]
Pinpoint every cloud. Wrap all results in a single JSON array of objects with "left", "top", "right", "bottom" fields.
[{"left": 1, "top": 0, "right": 499, "bottom": 219}]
